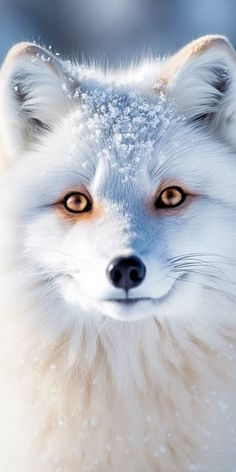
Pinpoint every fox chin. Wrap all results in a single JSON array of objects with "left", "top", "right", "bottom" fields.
[{"left": 0, "top": 35, "right": 236, "bottom": 471}]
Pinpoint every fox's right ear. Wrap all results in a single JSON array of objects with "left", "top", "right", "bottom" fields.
[
  {"left": 0, "top": 42, "right": 74, "bottom": 165},
  {"left": 160, "top": 36, "right": 236, "bottom": 146}
]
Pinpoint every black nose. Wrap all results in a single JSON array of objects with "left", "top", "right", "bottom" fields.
[{"left": 107, "top": 256, "right": 146, "bottom": 291}]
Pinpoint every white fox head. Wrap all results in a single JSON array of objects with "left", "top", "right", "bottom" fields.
[{"left": 0, "top": 36, "right": 236, "bottom": 331}]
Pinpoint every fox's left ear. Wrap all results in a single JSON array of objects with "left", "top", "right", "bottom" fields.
[
  {"left": 161, "top": 35, "right": 236, "bottom": 145},
  {"left": 0, "top": 42, "right": 74, "bottom": 164}
]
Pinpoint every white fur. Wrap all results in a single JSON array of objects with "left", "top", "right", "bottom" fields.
[{"left": 0, "top": 36, "right": 236, "bottom": 471}]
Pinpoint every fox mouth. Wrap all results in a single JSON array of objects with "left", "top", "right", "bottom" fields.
[{"left": 105, "top": 297, "right": 155, "bottom": 304}]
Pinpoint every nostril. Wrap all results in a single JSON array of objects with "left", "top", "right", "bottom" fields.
[
  {"left": 107, "top": 256, "right": 146, "bottom": 290},
  {"left": 112, "top": 268, "right": 122, "bottom": 283},
  {"left": 129, "top": 268, "right": 140, "bottom": 283}
]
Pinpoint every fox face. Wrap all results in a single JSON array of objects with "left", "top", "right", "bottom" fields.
[{"left": 1, "top": 37, "right": 236, "bottom": 329}]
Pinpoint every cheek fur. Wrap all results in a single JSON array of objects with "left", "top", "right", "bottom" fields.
[{"left": 54, "top": 201, "right": 103, "bottom": 223}]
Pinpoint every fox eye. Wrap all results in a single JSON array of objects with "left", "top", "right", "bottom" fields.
[
  {"left": 63, "top": 192, "right": 92, "bottom": 213},
  {"left": 155, "top": 186, "right": 186, "bottom": 209}
]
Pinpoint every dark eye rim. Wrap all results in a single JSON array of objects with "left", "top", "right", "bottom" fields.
[
  {"left": 155, "top": 186, "right": 186, "bottom": 209},
  {"left": 63, "top": 192, "right": 92, "bottom": 213}
]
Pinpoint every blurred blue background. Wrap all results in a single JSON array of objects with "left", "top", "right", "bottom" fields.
[{"left": 0, "top": 0, "right": 234, "bottom": 64}]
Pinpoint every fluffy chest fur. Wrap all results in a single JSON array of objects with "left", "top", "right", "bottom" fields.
[{"left": 0, "top": 310, "right": 235, "bottom": 472}]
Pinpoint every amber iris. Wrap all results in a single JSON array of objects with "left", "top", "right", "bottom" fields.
[
  {"left": 63, "top": 192, "right": 92, "bottom": 213},
  {"left": 155, "top": 186, "right": 186, "bottom": 209}
]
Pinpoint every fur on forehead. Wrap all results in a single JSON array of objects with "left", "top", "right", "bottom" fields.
[
  {"left": 1, "top": 35, "right": 236, "bottom": 169},
  {"left": 64, "top": 85, "right": 183, "bottom": 182}
]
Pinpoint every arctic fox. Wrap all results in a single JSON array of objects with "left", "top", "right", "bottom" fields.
[{"left": 0, "top": 35, "right": 236, "bottom": 471}]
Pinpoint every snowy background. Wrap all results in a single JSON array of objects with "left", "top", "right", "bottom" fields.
[{"left": 0, "top": 0, "right": 235, "bottom": 64}]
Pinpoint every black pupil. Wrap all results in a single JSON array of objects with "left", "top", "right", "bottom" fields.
[
  {"left": 74, "top": 196, "right": 83, "bottom": 206},
  {"left": 167, "top": 190, "right": 179, "bottom": 203}
]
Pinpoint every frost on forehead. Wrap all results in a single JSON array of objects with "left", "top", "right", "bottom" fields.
[{"left": 68, "top": 86, "right": 184, "bottom": 182}]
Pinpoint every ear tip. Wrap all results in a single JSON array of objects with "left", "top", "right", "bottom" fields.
[
  {"left": 193, "top": 33, "right": 230, "bottom": 44},
  {"left": 183, "top": 34, "right": 235, "bottom": 58},
  {"left": 1, "top": 42, "right": 62, "bottom": 79},
  {"left": 168, "top": 35, "right": 236, "bottom": 80},
  {"left": 199, "top": 34, "right": 234, "bottom": 50},
  {"left": 4, "top": 41, "right": 41, "bottom": 61}
]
